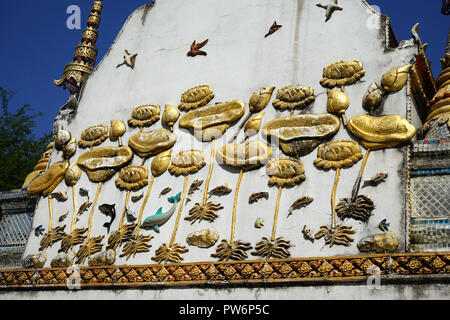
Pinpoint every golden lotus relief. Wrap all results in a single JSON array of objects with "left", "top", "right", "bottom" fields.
[
  {"left": 79, "top": 124, "right": 109, "bottom": 149},
  {"left": 244, "top": 110, "right": 265, "bottom": 137},
  {"left": 327, "top": 90, "right": 350, "bottom": 116},
  {"left": 314, "top": 140, "right": 363, "bottom": 170},
  {"left": 109, "top": 120, "right": 126, "bottom": 142},
  {"left": 186, "top": 227, "right": 220, "bottom": 248},
  {"left": 128, "top": 104, "right": 161, "bottom": 128},
  {"left": 272, "top": 85, "right": 315, "bottom": 111},
  {"left": 63, "top": 137, "right": 77, "bottom": 160},
  {"left": 128, "top": 128, "right": 176, "bottom": 159},
  {"left": 179, "top": 84, "right": 214, "bottom": 111},
  {"left": 266, "top": 158, "right": 306, "bottom": 188},
  {"left": 77, "top": 146, "right": 134, "bottom": 182},
  {"left": 320, "top": 60, "right": 365, "bottom": 88},
  {"left": 88, "top": 249, "right": 116, "bottom": 267},
  {"left": 179, "top": 99, "right": 245, "bottom": 141},
  {"left": 54, "top": 129, "right": 72, "bottom": 150},
  {"left": 64, "top": 162, "right": 82, "bottom": 186},
  {"left": 362, "top": 82, "right": 385, "bottom": 115},
  {"left": 381, "top": 64, "right": 412, "bottom": 92},
  {"left": 216, "top": 140, "right": 272, "bottom": 171},
  {"left": 249, "top": 86, "right": 276, "bottom": 113},
  {"left": 115, "top": 166, "right": 149, "bottom": 191},
  {"left": 357, "top": 231, "right": 399, "bottom": 253},
  {"left": 27, "top": 161, "right": 69, "bottom": 196},
  {"left": 347, "top": 115, "right": 416, "bottom": 150},
  {"left": 162, "top": 104, "right": 180, "bottom": 132},
  {"left": 151, "top": 149, "right": 172, "bottom": 176},
  {"left": 169, "top": 150, "right": 206, "bottom": 176}
]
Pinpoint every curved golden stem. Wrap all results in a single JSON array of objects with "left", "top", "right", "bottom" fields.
[
  {"left": 230, "top": 169, "right": 244, "bottom": 243},
  {"left": 271, "top": 186, "right": 283, "bottom": 242},
  {"left": 169, "top": 175, "right": 189, "bottom": 246},
  {"left": 203, "top": 139, "right": 216, "bottom": 206},
  {"left": 48, "top": 195, "right": 53, "bottom": 232},
  {"left": 70, "top": 185, "right": 77, "bottom": 233},
  {"left": 134, "top": 175, "right": 155, "bottom": 239},
  {"left": 229, "top": 113, "right": 252, "bottom": 144},
  {"left": 351, "top": 150, "right": 372, "bottom": 201},
  {"left": 331, "top": 168, "right": 341, "bottom": 229},
  {"left": 118, "top": 191, "right": 131, "bottom": 228},
  {"left": 86, "top": 182, "right": 102, "bottom": 241}
]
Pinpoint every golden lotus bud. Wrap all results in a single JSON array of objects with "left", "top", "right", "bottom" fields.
[
  {"left": 327, "top": 90, "right": 350, "bottom": 115},
  {"left": 65, "top": 162, "right": 82, "bottom": 186},
  {"left": 249, "top": 86, "right": 275, "bottom": 113},
  {"left": 151, "top": 149, "right": 172, "bottom": 176},
  {"left": 169, "top": 150, "right": 206, "bottom": 176},
  {"left": 63, "top": 137, "right": 77, "bottom": 160},
  {"left": 162, "top": 104, "right": 180, "bottom": 131},
  {"left": 314, "top": 140, "right": 363, "bottom": 170},
  {"left": 362, "top": 82, "right": 385, "bottom": 115},
  {"left": 109, "top": 120, "right": 126, "bottom": 141},
  {"left": 244, "top": 110, "right": 265, "bottom": 138},
  {"left": 381, "top": 65, "right": 412, "bottom": 92},
  {"left": 54, "top": 129, "right": 71, "bottom": 150},
  {"left": 266, "top": 158, "right": 306, "bottom": 188}
]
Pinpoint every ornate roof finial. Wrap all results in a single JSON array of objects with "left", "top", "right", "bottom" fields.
[{"left": 54, "top": 1, "right": 103, "bottom": 94}]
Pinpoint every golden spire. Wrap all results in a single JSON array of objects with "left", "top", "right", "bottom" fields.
[{"left": 54, "top": 1, "right": 103, "bottom": 94}]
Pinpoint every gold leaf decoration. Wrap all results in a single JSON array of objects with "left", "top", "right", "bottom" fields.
[
  {"left": 88, "top": 249, "right": 116, "bottom": 267},
  {"left": 272, "top": 85, "right": 315, "bottom": 111},
  {"left": 152, "top": 243, "right": 189, "bottom": 264},
  {"left": 75, "top": 235, "right": 104, "bottom": 265},
  {"left": 169, "top": 150, "right": 206, "bottom": 176},
  {"left": 244, "top": 110, "right": 265, "bottom": 137},
  {"left": 39, "top": 226, "right": 66, "bottom": 252},
  {"left": 27, "top": 161, "right": 69, "bottom": 196},
  {"left": 128, "top": 128, "right": 176, "bottom": 159},
  {"left": 22, "top": 252, "right": 47, "bottom": 269},
  {"left": 109, "top": 120, "right": 126, "bottom": 141},
  {"left": 63, "top": 137, "right": 77, "bottom": 160},
  {"left": 128, "top": 104, "right": 160, "bottom": 128},
  {"left": 179, "top": 100, "right": 245, "bottom": 141},
  {"left": 381, "top": 64, "right": 412, "bottom": 92},
  {"left": 120, "top": 235, "right": 153, "bottom": 261},
  {"left": 336, "top": 195, "right": 375, "bottom": 223},
  {"left": 251, "top": 237, "right": 291, "bottom": 259},
  {"left": 249, "top": 86, "right": 276, "bottom": 113},
  {"left": 162, "top": 104, "right": 180, "bottom": 132},
  {"left": 362, "top": 82, "right": 385, "bottom": 115},
  {"left": 151, "top": 149, "right": 172, "bottom": 176},
  {"left": 313, "top": 140, "right": 363, "bottom": 170},
  {"left": 357, "top": 231, "right": 399, "bottom": 253},
  {"left": 79, "top": 124, "right": 109, "bottom": 148},
  {"left": 115, "top": 166, "right": 149, "bottom": 191},
  {"left": 51, "top": 251, "right": 75, "bottom": 268},
  {"left": 179, "top": 85, "right": 214, "bottom": 111},
  {"left": 59, "top": 228, "right": 88, "bottom": 253},
  {"left": 314, "top": 225, "right": 356, "bottom": 247},
  {"left": 211, "top": 239, "right": 252, "bottom": 261},
  {"left": 54, "top": 129, "right": 71, "bottom": 150},
  {"left": 106, "top": 223, "right": 136, "bottom": 250},
  {"left": 327, "top": 90, "right": 350, "bottom": 115},
  {"left": 186, "top": 227, "right": 219, "bottom": 248},
  {"left": 320, "top": 60, "right": 365, "bottom": 88},
  {"left": 266, "top": 158, "right": 306, "bottom": 188},
  {"left": 185, "top": 202, "right": 224, "bottom": 224},
  {"left": 216, "top": 140, "right": 272, "bottom": 171},
  {"left": 347, "top": 115, "right": 417, "bottom": 150}
]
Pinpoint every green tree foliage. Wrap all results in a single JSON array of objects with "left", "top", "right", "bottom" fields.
[{"left": 0, "top": 87, "right": 52, "bottom": 191}]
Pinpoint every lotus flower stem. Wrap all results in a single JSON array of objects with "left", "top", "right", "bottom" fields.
[
  {"left": 331, "top": 168, "right": 341, "bottom": 229},
  {"left": 70, "top": 185, "right": 77, "bottom": 233},
  {"left": 271, "top": 186, "right": 283, "bottom": 242},
  {"left": 341, "top": 114, "right": 348, "bottom": 127},
  {"left": 169, "top": 175, "right": 189, "bottom": 246},
  {"left": 86, "top": 182, "right": 102, "bottom": 241},
  {"left": 351, "top": 150, "right": 371, "bottom": 201},
  {"left": 48, "top": 195, "right": 54, "bottom": 232},
  {"left": 134, "top": 175, "right": 155, "bottom": 239},
  {"left": 203, "top": 139, "right": 216, "bottom": 206},
  {"left": 118, "top": 191, "right": 131, "bottom": 229},
  {"left": 230, "top": 169, "right": 244, "bottom": 243},
  {"left": 229, "top": 113, "right": 253, "bottom": 144}
]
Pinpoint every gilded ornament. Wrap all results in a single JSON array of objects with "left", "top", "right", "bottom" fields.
[
  {"left": 79, "top": 124, "right": 109, "bottom": 149},
  {"left": 216, "top": 140, "right": 272, "bottom": 171},
  {"left": 115, "top": 166, "right": 149, "bottom": 191},
  {"left": 39, "top": 226, "right": 66, "bottom": 251},
  {"left": 251, "top": 237, "right": 291, "bottom": 259},
  {"left": 381, "top": 64, "right": 412, "bottom": 92},
  {"left": 22, "top": 252, "right": 47, "bottom": 269},
  {"left": 59, "top": 228, "right": 88, "bottom": 253},
  {"left": 64, "top": 162, "right": 82, "bottom": 186},
  {"left": 249, "top": 86, "right": 276, "bottom": 113},
  {"left": 266, "top": 158, "right": 306, "bottom": 188},
  {"left": 109, "top": 120, "right": 126, "bottom": 144},
  {"left": 151, "top": 243, "right": 188, "bottom": 264},
  {"left": 357, "top": 231, "right": 399, "bottom": 253},
  {"left": 428, "top": 85, "right": 450, "bottom": 113},
  {"left": 128, "top": 104, "right": 160, "bottom": 128},
  {"left": 128, "top": 128, "right": 176, "bottom": 159},
  {"left": 51, "top": 250, "right": 75, "bottom": 268},
  {"left": 151, "top": 149, "right": 172, "bottom": 177},
  {"left": 27, "top": 161, "right": 69, "bottom": 196},
  {"left": 313, "top": 140, "right": 363, "bottom": 170},
  {"left": 169, "top": 150, "right": 206, "bottom": 176},
  {"left": 336, "top": 195, "right": 375, "bottom": 223},
  {"left": 77, "top": 146, "right": 134, "bottom": 182},
  {"left": 75, "top": 235, "right": 105, "bottom": 265},
  {"left": 185, "top": 202, "right": 223, "bottom": 224},
  {"left": 272, "top": 85, "right": 315, "bottom": 111},
  {"left": 88, "top": 249, "right": 116, "bottom": 267},
  {"left": 120, "top": 234, "right": 153, "bottom": 261},
  {"left": 179, "top": 100, "right": 245, "bottom": 141},
  {"left": 162, "top": 104, "right": 180, "bottom": 132},
  {"left": 314, "top": 225, "right": 356, "bottom": 247},
  {"left": 186, "top": 227, "right": 219, "bottom": 248},
  {"left": 346, "top": 115, "right": 416, "bottom": 150},
  {"left": 327, "top": 90, "right": 350, "bottom": 116},
  {"left": 54, "top": 129, "right": 72, "bottom": 150},
  {"left": 106, "top": 223, "right": 136, "bottom": 250},
  {"left": 320, "top": 60, "right": 365, "bottom": 88},
  {"left": 63, "top": 137, "right": 77, "bottom": 160},
  {"left": 178, "top": 84, "right": 214, "bottom": 111},
  {"left": 211, "top": 239, "right": 252, "bottom": 261},
  {"left": 244, "top": 110, "right": 265, "bottom": 137},
  {"left": 362, "top": 82, "right": 385, "bottom": 115}
]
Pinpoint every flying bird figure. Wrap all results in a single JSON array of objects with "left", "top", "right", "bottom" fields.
[
  {"left": 116, "top": 50, "right": 138, "bottom": 69},
  {"left": 316, "top": 0, "right": 343, "bottom": 22},
  {"left": 264, "top": 21, "right": 282, "bottom": 38},
  {"left": 187, "top": 39, "right": 209, "bottom": 57}
]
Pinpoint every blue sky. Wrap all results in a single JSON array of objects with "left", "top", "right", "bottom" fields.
[{"left": 0, "top": 0, "right": 448, "bottom": 140}]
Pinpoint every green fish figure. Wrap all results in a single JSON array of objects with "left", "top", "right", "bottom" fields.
[{"left": 141, "top": 192, "right": 181, "bottom": 233}]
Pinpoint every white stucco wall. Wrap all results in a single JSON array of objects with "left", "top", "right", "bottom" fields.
[{"left": 24, "top": 0, "right": 421, "bottom": 272}]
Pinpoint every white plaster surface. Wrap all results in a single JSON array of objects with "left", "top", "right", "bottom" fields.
[{"left": 23, "top": 0, "right": 422, "bottom": 269}]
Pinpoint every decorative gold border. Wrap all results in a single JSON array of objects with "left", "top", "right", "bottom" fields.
[{"left": 1, "top": 252, "right": 448, "bottom": 289}]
